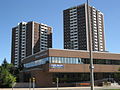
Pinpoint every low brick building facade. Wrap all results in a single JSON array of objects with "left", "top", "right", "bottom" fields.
[{"left": 20, "top": 49, "right": 120, "bottom": 87}]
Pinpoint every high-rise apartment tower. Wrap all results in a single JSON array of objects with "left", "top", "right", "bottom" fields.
[
  {"left": 64, "top": 4, "right": 105, "bottom": 51},
  {"left": 11, "top": 21, "right": 52, "bottom": 67}
]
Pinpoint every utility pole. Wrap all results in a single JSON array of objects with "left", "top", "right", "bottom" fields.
[{"left": 86, "top": 0, "right": 94, "bottom": 90}]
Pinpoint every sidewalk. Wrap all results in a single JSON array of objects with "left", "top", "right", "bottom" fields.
[
  {"left": 0, "top": 86, "right": 120, "bottom": 90},
  {"left": 0, "top": 87, "right": 103, "bottom": 90}
]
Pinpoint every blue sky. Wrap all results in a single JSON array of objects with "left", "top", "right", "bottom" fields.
[{"left": 0, "top": 0, "right": 120, "bottom": 64}]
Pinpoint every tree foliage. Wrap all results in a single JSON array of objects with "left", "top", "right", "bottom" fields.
[{"left": 0, "top": 58, "right": 16, "bottom": 87}]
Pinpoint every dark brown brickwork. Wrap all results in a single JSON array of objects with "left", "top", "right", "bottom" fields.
[
  {"left": 21, "top": 49, "right": 120, "bottom": 87},
  {"left": 77, "top": 5, "right": 87, "bottom": 50},
  {"left": 26, "top": 22, "right": 32, "bottom": 57},
  {"left": 64, "top": 4, "right": 105, "bottom": 51},
  {"left": 48, "top": 49, "right": 120, "bottom": 60},
  {"left": 22, "top": 50, "right": 48, "bottom": 63},
  {"left": 49, "top": 64, "right": 120, "bottom": 73},
  {"left": 47, "top": 27, "right": 52, "bottom": 48},
  {"left": 11, "top": 27, "right": 17, "bottom": 64},
  {"left": 33, "top": 22, "right": 40, "bottom": 54},
  {"left": 11, "top": 21, "right": 52, "bottom": 67},
  {"left": 63, "top": 9, "right": 71, "bottom": 49}
]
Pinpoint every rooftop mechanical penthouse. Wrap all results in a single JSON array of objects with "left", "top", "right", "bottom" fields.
[{"left": 20, "top": 49, "right": 120, "bottom": 87}]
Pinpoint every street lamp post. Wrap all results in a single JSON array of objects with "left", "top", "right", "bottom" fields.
[
  {"left": 86, "top": 0, "right": 94, "bottom": 90},
  {"left": 33, "top": 77, "right": 35, "bottom": 90},
  {"left": 29, "top": 78, "right": 31, "bottom": 90},
  {"left": 56, "top": 77, "right": 59, "bottom": 90}
]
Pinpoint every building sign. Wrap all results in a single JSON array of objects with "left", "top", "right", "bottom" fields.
[{"left": 50, "top": 64, "right": 64, "bottom": 69}]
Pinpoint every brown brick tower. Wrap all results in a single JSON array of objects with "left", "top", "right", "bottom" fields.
[
  {"left": 11, "top": 21, "right": 52, "bottom": 67},
  {"left": 64, "top": 4, "right": 105, "bottom": 51}
]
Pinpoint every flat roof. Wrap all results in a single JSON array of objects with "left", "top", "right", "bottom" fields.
[{"left": 22, "top": 48, "right": 120, "bottom": 64}]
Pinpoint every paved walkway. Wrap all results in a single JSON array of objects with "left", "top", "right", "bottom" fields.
[
  {"left": 0, "top": 87, "right": 101, "bottom": 90},
  {"left": 0, "top": 86, "right": 120, "bottom": 90}
]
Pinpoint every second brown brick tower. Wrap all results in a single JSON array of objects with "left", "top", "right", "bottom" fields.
[{"left": 63, "top": 3, "right": 105, "bottom": 51}]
